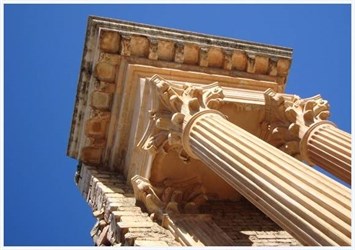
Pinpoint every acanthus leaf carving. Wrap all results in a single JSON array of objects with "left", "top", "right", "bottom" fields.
[
  {"left": 263, "top": 89, "right": 331, "bottom": 159},
  {"left": 138, "top": 74, "right": 224, "bottom": 163}
]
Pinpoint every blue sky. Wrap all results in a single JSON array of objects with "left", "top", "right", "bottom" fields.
[{"left": 3, "top": 4, "right": 351, "bottom": 246}]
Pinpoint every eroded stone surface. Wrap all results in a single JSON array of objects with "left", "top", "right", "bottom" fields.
[
  {"left": 91, "top": 91, "right": 112, "bottom": 110},
  {"left": 100, "top": 30, "right": 121, "bottom": 53}
]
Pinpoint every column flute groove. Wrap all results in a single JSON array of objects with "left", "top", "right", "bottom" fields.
[{"left": 301, "top": 123, "right": 351, "bottom": 184}]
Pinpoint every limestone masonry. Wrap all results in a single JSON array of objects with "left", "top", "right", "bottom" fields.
[{"left": 67, "top": 16, "right": 351, "bottom": 246}]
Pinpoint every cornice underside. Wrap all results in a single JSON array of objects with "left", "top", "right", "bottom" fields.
[{"left": 68, "top": 20, "right": 293, "bottom": 174}]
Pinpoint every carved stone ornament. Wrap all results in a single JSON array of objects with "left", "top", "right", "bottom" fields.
[
  {"left": 138, "top": 75, "right": 224, "bottom": 162},
  {"left": 131, "top": 175, "right": 207, "bottom": 217},
  {"left": 262, "top": 89, "right": 331, "bottom": 159}
]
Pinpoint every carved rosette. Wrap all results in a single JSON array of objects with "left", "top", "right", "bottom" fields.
[
  {"left": 262, "top": 89, "right": 331, "bottom": 160},
  {"left": 138, "top": 75, "right": 224, "bottom": 162}
]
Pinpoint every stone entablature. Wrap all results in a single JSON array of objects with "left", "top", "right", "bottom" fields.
[{"left": 67, "top": 16, "right": 292, "bottom": 170}]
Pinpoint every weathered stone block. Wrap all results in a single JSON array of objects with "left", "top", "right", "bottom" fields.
[
  {"left": 99, "top": 53, "right": 121, "bottom": 66},
  {"left": 85, "top": 117, "right": 109, "bottom": 138},
  {"left": 277, "top": 58, "right": 291, "bottom": 76},
  {"left": 120, "top": 215, "right": 152, "bottom": 222},
  {"left": 130, "top": 36, "right": 149, "bottom": 57},
  {"left": 254, "top": 56, "right": 269, "bottom": 74},
  {"left": 91, "top": 91, "right": 112, "bottom": 110},
  {"left": 94, "top": 62, "right": 116, "bottom": 82},
  {"left": 111, "top": 210, "right": 143, "bottom": 221},
  {"left": 105, "top": 196, "right": 132, "bottom": 205},
  {"left": 100, "top": 30, "right": 121, "bottom": 53},
  {"left": 158, "top": 40, "right": 175, "bottom": 61},
  {"left": 208, "top": 48, "right": 224, "bottom": 68},
  {"left": 80, "top": 146, "right": 103, "bottom": 165},
  {"left": 184, "top": 44, "right": 199, "bottom": 65},
  {"left": 97, "top": 183, "right": 124, "bottom": 194},
  {"left": 232, "top": 51, "right": 247, "bottom": 71}
]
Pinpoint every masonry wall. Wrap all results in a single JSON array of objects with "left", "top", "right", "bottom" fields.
[
  {"left": 200, "top": 199, "right": 301, "bottom": 246},
  {"left": 76, "top": 164, "right": 181, "bottom": 246},
  {"left": 76, "top": 164, "right": 301, "bottom": 246}
]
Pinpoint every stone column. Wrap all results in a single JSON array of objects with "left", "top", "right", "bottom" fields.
[
  {"left": 300, "top": 122, "right": 351, "bottom": 184},
  {"left": 140, "top": 75, "right": 351, "bottom": 246},
  {"left": 182, "top": 111, "right": 351, "bottom": 246},
  {"left": 263, "top": 90, "right": 351, "bottom": 184}
]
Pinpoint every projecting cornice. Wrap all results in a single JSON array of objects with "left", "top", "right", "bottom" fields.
[
  {"left": 90, "top": 16, "right": 292, "bottom": 58},
  {"left": 79, "top": 16, "right": 293, "bottom": 88},
  {"left": 67, "top": 15, "right": 294, "bottom": 168}
]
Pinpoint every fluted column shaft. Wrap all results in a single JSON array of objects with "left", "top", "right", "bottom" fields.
[
  {"left": 182, "top": 111, "right": 351, "bottom": 246},
  {"left": 301, "top": 123, "right": 351, "bottom": 184}
]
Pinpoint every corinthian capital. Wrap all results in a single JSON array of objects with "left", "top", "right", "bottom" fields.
[
  {"left": 262, "top": 89, "right": 331, "bottom": 158},
  {"left": 138, "top": 75, "right": 224, "bottom": 162},
  {"left": 151, "top": 74, "right": 224, "bottom": 115},
  {"left": 264, "top": 89, "right": 330, "bottom": 126}
]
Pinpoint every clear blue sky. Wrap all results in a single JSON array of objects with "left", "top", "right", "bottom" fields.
[{"left": 4, "top": 4, "right": 351, "bottom": 246}]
